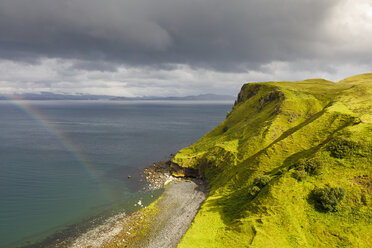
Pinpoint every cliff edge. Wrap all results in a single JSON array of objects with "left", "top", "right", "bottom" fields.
[{"left": 173, "top": 73, "right": 372, "bottom": 247}]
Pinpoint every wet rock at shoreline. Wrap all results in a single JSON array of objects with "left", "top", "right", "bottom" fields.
[{"left": 142, "top": 160, "right": 181, "bottom": 190}]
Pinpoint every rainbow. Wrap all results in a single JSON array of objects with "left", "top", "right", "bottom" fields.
[{"left": 1, "top": 95, "right": 118, "bottom": 202}]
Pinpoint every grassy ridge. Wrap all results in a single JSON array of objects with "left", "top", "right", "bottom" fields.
[{"left": 174, "top": 74, "right": 372, "bottom": 247}]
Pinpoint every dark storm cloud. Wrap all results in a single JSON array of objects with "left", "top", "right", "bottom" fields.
[
  {"left": 1, "top": 0, "right": 371, "bottom": 97},
  {"left": 0, "top": 0, "right": 339, "bottom": 71}
]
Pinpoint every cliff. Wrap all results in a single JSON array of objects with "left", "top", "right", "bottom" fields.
[{"left": 173, "top": 73, "right": 372, "bottom": 247}]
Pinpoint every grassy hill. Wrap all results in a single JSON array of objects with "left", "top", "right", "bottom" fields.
[{"left": 173, "top": 73, "right": 372, "bottom": 248}]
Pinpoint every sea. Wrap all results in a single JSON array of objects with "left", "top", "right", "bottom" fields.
[{"left": 0, "top": 100, "right": 232, "bottom": 247}]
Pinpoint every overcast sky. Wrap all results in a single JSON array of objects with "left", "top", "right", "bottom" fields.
[{"left": 0, "top": 0, "right": 371, "bottom": 97}]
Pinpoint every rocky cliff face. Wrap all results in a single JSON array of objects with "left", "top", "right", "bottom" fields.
[
  {"left": 174, "top": 74, "right": 372, "bottom": 248},
  {"left": 169, "top": 162, "right": 200, "bottom": 178}
]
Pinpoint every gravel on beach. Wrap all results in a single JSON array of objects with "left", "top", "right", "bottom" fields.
[
  {"left": 139, "top": 180, "right": 207, "bottom": 248},
  {"left": 69, "top": 180, "right": 206, "bottom": 248}
]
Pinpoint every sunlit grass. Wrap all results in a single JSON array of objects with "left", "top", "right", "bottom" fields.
[{"left": 175, "top": 73, "right": 372, "bottom": 248}]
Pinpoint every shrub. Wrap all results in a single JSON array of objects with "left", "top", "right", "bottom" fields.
[
  {"left": 253, "top": 175, "right": 271, "bottom": 188},
  {"left": 311, "top": 185, "right": 345, "bottom": 212},
  {"left": 292, "top": 170, "right": 307, "bottom": 181},
  {"left": 294, "top": 157, "right": 323, "bottom": 175},
  {"left": 222, "top": 126, "right": 229, "bottom": 133},
  {"left": 327, "top": 138, "right": 357, "bottom": 158},
  {"left": 248, "top": 186, "right": 261, "bottom": 197},
  {"left": 274, "top": 168, "right": 286, "bottom": 176},
  {"left": 246, "top": 175, "right": 271, "bottom": 199},
  {"left": 361, "top": 193, "right": 368, "bottom": 206}
]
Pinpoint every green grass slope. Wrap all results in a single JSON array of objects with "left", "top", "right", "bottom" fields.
[{"left": 174, "top": 73, "right": 372, "bottom": 248}]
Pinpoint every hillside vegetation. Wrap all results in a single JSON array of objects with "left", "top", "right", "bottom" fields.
[{"left": 173, "top": 73, "right": 372, "bottom": 248}]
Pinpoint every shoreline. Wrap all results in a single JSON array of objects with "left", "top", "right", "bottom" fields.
[
  {"left": 19, "top": 188, "right": 163, "bottom": 248},
  {"left": 20, "top": 160, "right": 206, "bottom": 248},
  {"left": 136, "top": 179, "right": 207, "bottom": 248}
]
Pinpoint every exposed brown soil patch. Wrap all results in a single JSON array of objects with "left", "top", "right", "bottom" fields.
[{"left": 352, "top": 175, "right": 372, "bottom": 193}]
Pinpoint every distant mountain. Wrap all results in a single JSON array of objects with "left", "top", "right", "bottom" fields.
[
  {"left": 0, "top": 92, "right": 236, "bottom": 101},
  {"left": 111, "top": 94, "right": 236, "bottom": 101},
  {"left": 176, "top": 94, "right": 236, "bottom": 101},
  {"left": 1, "top": 92, "right": 114, "bottom": 100}
]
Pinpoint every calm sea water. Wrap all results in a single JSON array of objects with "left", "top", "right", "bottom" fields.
[{"left": 0, "top": 100, "right": 232, "bottom": 247}]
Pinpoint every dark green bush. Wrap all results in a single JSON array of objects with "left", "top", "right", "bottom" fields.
[
  {"left": 246, "top": 175, "right": 271, "bottom": 198},
  {"left": 311, "top": 185, "right": 345, "bottom": 212},
  {"left": 361, "top": 193, "right": 368, "bottom": 206},
  {"left": 292, "top": 170, "right": 307, "bottom": 181},
  {"left": 222, "top": 126, "right": 229, "bottom": 133},
  {"left": 253, "top": 175, "right": 271, "bottom": 188},
  {"left": 248, "top": 186, "right": 261, "bottom": 197},
  {"left": 294, "top": 157, "right": 323, "bottom": 175},
  {"left": 327, "top": 138, "right": 357, "bottom": 158},
  {"left": 274, "top": 168, "right": 286, "bottom": 176}
]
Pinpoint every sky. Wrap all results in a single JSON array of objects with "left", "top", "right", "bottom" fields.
[{"left": 0, "top": 0, "right": 371, "bottom": 97}]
